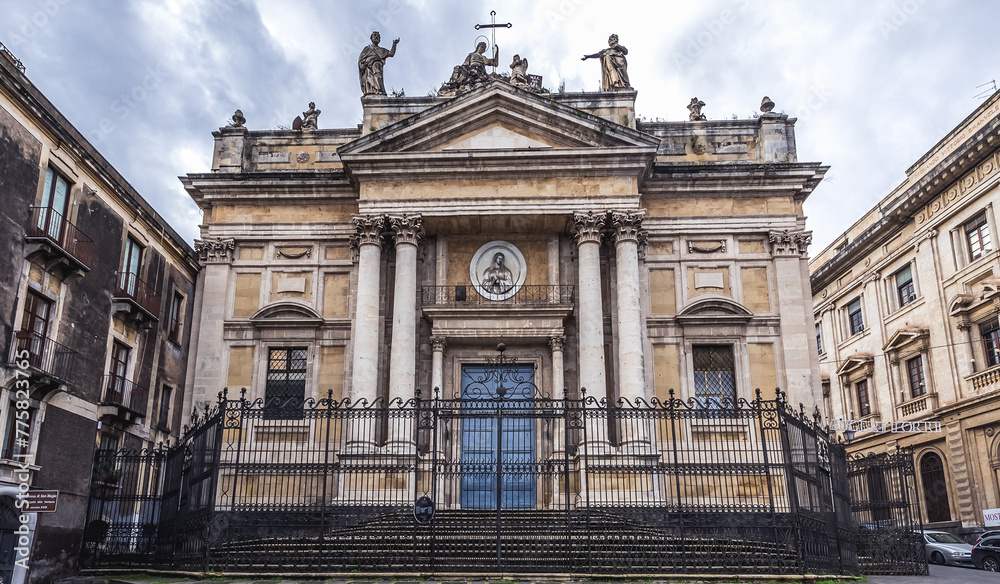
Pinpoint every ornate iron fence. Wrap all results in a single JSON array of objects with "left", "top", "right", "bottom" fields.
[{"left": 83, "top": 377, "right": 864, "bottom": 574}]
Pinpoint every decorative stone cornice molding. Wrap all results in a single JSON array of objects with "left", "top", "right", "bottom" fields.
[
  {"left": 609, "top": 211, "right": 645, "bottom": 246},
  {"left": 389, "top": 214, "right": 424, "bottom": 247},
  {"left": 351, "top": 214, "right": 386, "bottom": 249},
  {"left": 549, "top": 335, "right": 566, "bottom": 352},
  {"left": 430, "top": 335, "right": 447, "bottom": 352},
  {"left": 571, "top": 211, "right": 606, "bottom": 246},
  {"left": 194, "top": 237, "right": 235, "bottom": 264},
  {"left": 768, "top": 229, "right": 812, "bottom": 257}
]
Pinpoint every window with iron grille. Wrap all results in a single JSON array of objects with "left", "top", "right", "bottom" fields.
[
  {"left": 982, "top": 318, "right": 1000, "bottom": 368},
  {"left": 895, "top": 265, "right": 915, "bottom": 307},
  {"left": 266, "top": 347, "right": 307, "bottom": 419},
  {"left": 847, "top": 298, "right": 864, "bottom": 336},
  {"left": 966, "top": 212, "right": 992, "bottom": 261},
  {"left": 906, "top": 356, "right": 926, "bottom": 398},
  {"left": 693, "top": 345, "right": 736, "bottom": 412},
  {"left": 855, "top": 379, "right": 871, "bottom": 417}
]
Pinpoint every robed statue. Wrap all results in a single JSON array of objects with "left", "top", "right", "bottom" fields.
[
  {"left": 582, "top": 34, "right": 630, "bottom": 91},
  {"left": 439, "top": 41, "right": 499, "bottom": 95},
  {"left": 358, "top": 31, "right": 399, "bottom": 96}
]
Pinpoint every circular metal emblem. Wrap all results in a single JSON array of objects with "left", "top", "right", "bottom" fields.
[
  {"left": 470, "top": 241, "right": 526, "bottom": 301},
  {"left": 414, "top": 495, "right": 435, "bottom": 525}
]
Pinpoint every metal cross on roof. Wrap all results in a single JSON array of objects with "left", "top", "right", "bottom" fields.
[{"left": 474, "top": 10, "right": 511, "bottom": 74}]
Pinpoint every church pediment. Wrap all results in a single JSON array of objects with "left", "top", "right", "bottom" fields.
[{"left": 340, "top": 82, "right": 659, "bottom": 156}]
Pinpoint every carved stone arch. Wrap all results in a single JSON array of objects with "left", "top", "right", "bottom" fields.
[
  {"left": 249, "top": 301, "right": 323, "bottom": 328},
  {"left": 916, "top": 447, "right": 952, "bottom": 524},
  {"left": 676, "top": 294, "right": 753, "bottom": 326}
]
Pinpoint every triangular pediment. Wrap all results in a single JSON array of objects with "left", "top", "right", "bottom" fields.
[
  {"left": 435, "top": 121, "right": 556, "bottom": 151},
  {"left": 339, "top": 82, "right": 660, "bottom": 156},
  {"left": 836, "top": 353, "right": 874, "bottom": 378},
  {"left": 882, "top": 327, "right": 928, "bottom": 352}
]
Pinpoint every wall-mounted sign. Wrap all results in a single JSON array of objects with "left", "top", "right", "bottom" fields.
[
  {"left": 985, "top": 508, "right": 1000, "bottom": 527},
  {"left": 830, "top": 419, "right": 941, "bottom": 434},
  {"left": 23, "top": 490, "right": 58, "bottom": 513}
]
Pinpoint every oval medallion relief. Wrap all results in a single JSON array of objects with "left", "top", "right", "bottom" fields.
[{"left": 470, "top": 241, "right": 526, "bottom": 301}]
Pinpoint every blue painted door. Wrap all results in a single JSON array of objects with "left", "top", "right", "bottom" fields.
[{"left": 460, "top": 364, "right": 536, "bottom": 509}]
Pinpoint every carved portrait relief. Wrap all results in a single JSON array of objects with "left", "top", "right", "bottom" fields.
[{"left": 470, "top": 241, "right": 526, "bottom": 301}]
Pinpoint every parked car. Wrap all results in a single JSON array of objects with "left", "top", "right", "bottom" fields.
[
  {"left": 973, "top": 536, "right": 1000, "bottom": 571},
  {"left": 923, "top": 530, "right": 974, "bottom": 566},
  {"left": 975, "top": 530, "right": 1000, "bottom": 546}
]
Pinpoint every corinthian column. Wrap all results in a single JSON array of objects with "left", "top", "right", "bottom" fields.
[
  {"left": 349, "top": 215, "right": 385, "bottom": 410},
  {"left": 610, "top": 211, "right": 646, "bottom": 405},
  {"left": 572, "top": 212, "right": 608, "bottom": 403},
  {"left": 387, "top": 215, "right": 423, "bottom": 406}
]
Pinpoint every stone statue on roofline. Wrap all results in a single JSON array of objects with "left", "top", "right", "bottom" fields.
[
  {"left": 439, "top": 41, "right": 500, "bottom": 96},
  {"left": 509, "top": 54, "right": 528, "bottom": 87},
  {"left": 301, "top": 102, "right": 320, "bottom": 131},
  {"left": 582, "top": 34, "right": 630, "bottom": 91},
  {"left": 359, "top": 31, "right": 399, "bottom": 96},
  {"left": 688, "top": 97, "right": 707, "bottom": 121}
]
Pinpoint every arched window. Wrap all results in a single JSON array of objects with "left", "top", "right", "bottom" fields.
[{"left": 920, "top": 452, "right": 951, "bottom": 523}]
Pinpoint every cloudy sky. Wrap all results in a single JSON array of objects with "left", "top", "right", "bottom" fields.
[{"left": 1, "top": 0, "right": 995, "bottom": 254}]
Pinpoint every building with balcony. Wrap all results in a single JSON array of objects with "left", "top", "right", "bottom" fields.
[
  {"left": 0, "top": 51, "right": 198, "bottom": 582},
  {"left": 811, "top": 90, "right": 1000, "bottom": 536},
  {"left": 181, "top": 65, "right": 827, "bottom": 515}
]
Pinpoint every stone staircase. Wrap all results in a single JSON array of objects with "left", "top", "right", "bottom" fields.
[{"left": 209, "top": 509, "right": 799, "bottom": 573}]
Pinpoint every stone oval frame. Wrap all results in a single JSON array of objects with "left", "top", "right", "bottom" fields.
[{"left": 470, "top": 241, "right": 526, "bottom": 301}]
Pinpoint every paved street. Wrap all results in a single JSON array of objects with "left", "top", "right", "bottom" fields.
[{"left": 868, "top": 563, "right": 1000, "bottom": 583}]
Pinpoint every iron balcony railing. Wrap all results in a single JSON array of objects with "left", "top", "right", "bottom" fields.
[
  {"left": 114, "top": 273, "right": 162, "bottom": 319},
  {"left": 422, "top": 284, "right": 575, "bottom": 306},
  {"left": 26, "top": 206, "right": 94, "bottom": 269},
  {"left": 102, "top": 374, "right": 149, "bottom": 417},
  {"left": 9, "top": 329, "right": 78, "bottom": 383}
]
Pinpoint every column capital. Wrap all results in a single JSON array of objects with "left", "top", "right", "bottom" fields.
[
  {"left": 571, "top": 211, "right": 606, "bottom": 245},
  {"left": 549, "top": 335, "right": 566, "bottom": 352},
  {"left": 431, "top": 335, "right": 447, "bottom": 352},
  {"left": 768, "top": 229, "right": 812, "bottom": 258},
  {"left": 389, "top": 214, "right": 424, "bottom": 247},
  {"left": 610, "top": 210, "right": 646, "bottom": 246},
  {"left": 194, "top": 237, "right": 235, "bottom": 264},
  {"left": 351, "top": 214, "right": 386, "bottom": 248}
]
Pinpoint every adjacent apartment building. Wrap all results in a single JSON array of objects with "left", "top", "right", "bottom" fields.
[
  {"left": 0, "top": 48, "right": 198, "bottom": 582},
  {"left": 811, "top": 90, "right": 1000, "bottom": 536}
]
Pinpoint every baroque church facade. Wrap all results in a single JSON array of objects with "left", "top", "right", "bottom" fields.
[{"left": 181, "top": 42, "right": 827, "bottom": 463}]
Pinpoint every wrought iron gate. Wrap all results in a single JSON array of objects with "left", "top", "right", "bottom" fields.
[
  {"left": 847, "top": 450, "right": 927, "bottom": 575},
  {"left": 83, "top": 366, "right": 862, "bottom": 575}
]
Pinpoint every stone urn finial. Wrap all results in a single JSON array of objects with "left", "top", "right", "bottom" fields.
[{"left": 760, "top": 96, "right": 775, "bottom": 114}]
